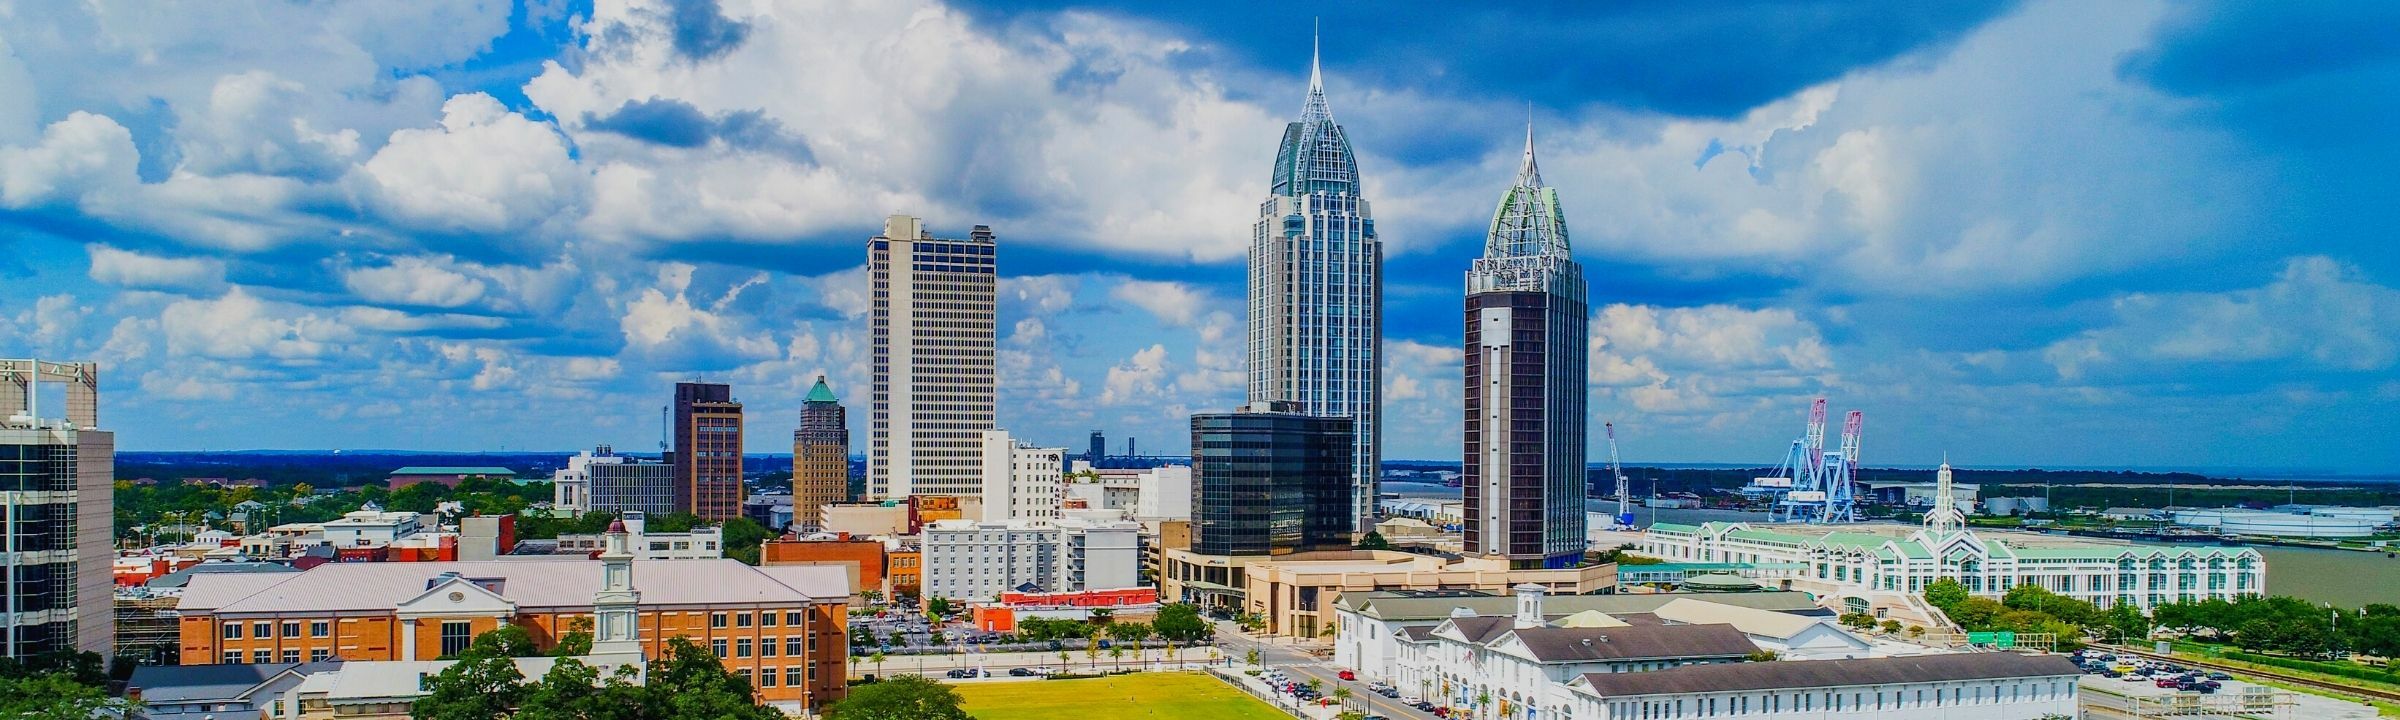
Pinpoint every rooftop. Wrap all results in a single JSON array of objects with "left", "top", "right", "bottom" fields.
[
  {"left": 1341, "top": 590, "right": 1821, "bottom": 621},
  {"left": 1571, "top": 652, "right": 2080, "bottom": 697},
  {"left": 179, "top": 559, "right": 847, "bottom": 614},
  {"left": 1506, "top": 623, "right": 1756, "bottom": 663}
]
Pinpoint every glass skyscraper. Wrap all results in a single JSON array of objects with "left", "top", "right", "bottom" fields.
[
  {"left": 1463, "top": 127, "right": 1588, "bottom": 569},
  {"left": 1247, "top": 43, "right": 1381, "bottom": 532}
]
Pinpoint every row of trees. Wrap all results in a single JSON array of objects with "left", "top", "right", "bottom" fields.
[
  {"left": 412, "top": 628, "right": 782, "bottom": 720},
  {"left": 1925, "top": 580, "right": 2147, "bottom": 651},
  {"left": 2151, "top": 596, "right": 2400, "bottom": 659}
]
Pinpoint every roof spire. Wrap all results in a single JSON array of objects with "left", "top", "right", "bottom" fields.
[
  {"left": 1299, "top": 19, "right": 1332, "bottom": 124},
  {"left": 1309, "top": 18, "right": 1322, "bottom": 93},
  {"left": 1518, "top": 102, "right": 1542, "bottom": 187}
]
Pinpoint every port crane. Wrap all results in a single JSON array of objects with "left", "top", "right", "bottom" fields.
[
  {"left": 1748, "top": 398, "right": 1866, "bottom": 524},
  {"left": 1605, "top": 422, "right": 1634, "bottom": 528}
]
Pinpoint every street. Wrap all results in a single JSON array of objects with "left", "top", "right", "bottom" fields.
[{"left": 1217, "top": 620, "right": 1440, "bottom": 720}]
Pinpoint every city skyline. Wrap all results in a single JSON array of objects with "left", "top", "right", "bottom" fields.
[{"left": 2, "top": 2, "right": 2397, "bottom": 472}]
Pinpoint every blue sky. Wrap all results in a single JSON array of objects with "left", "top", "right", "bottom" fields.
[{"left": 2, "top": 1, "right": 2395, "bottom": 472}]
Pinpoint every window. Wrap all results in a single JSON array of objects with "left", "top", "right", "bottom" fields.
[
  {"left": 223, "top": 650, "right": 242, "bottom": 664},
  {"left": 737, "top": 639, "right": 753, "bottom": 658},
  {"left": 223, "top": 622, "right": 243, "bottom": 639},
  {"left": 283, "top": 649, "right": 301, "bottom": 663},
  {"left": 759, "top": 669, "right": 777, "bottom": 688},
  {"left": 311, "top": 620, "right": 330, "bottom": 638},
  {"left": 785, "top": 611, "right": 805, "bottom": 626},
  {"left": 787, "top": 637, "right": 806, "bottom": 656},
  {"left": 737, "top": 612, "right": 753, "bottom": 628},
  {"left": 762, "top": 637, "right": 778, "bottom": 657},
  {"left": 255, "top": 621, "right": 274, "bottom": 638},
  {"left": 439, "top": 621, "right": 473, "bottom": 657},
  {"left": 711, "top": 613, "right": 728, "bottom": 628},
  {"left": 253, "top": 649, "right": 273, "bottom": 664},
  {"left": 283, "top": 621, "right": 302, "bottom": 638},
  {"left": 713, "top": 639, "right": 729, "bottom": 657},
  {"left": 311, "top": 649, "right": 331, "bottom": 662},
  {"left": 762, "top": 612, "right": 778, "bottom": 627},
  {"left": 785, "top": 667, "right": 804, "bottom": 686}
]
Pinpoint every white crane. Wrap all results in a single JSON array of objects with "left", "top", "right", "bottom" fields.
[{"left": 1606, "top": 422, "right": 1634, "bottom": 529}]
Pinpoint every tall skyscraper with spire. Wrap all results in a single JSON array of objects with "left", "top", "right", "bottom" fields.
[
  {"left": 1247, "top": 34, "right": 1382, "bottom": 532},
  {"left": 1463, "top": 123, "right": 1588, "bottom": 569}
]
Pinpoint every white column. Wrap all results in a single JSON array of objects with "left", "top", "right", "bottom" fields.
[{"left": 401, "top": 618, "right": 417, "bottom": 659}]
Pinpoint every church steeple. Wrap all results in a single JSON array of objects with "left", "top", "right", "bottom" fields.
[
  {"left": 589, "top": 518, "right": 644, "bottom": 663},
  {"left": 1923, "top": 456, "right": 1967, "bottom": 540}
]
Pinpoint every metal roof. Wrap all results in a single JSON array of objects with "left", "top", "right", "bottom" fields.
[
  {"left": 1572, "top": 652, "right": 2080, "bottom": 697},
  {"left": 1345, "top": 590, "right": 1820, "bottom": 621},
  {"left": 179, "top": 559, "right": 848, "bottom": 614},
  {"left": 1506, "top": 623, "right": 1755, "bottom": 663}
]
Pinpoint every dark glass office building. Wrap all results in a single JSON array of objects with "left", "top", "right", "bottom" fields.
[{"left": 1190, "top": 402, "right": 1354, "bottom": 556}]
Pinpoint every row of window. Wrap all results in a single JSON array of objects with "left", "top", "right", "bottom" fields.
[
  {"left": 224, "top": 648, "right": 335, "bottom": 664},
  {"left": 707, "top": 634, "right": 816, "bottom": 658},
  {"left": 222, "top": 620, "right": 331, "bottom": 640}
]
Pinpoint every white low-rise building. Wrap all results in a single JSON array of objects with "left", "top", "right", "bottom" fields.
[
  {"left": 1649, "top": 598, "right": 1873, "bottom": 660},
  {"left": 920, "top": 512, "right": 1143, "bottom": 603},
  {"left": 319, "top": 505, "right": 424, "bottom": 548},
  {"left": 1565, "top": 652, "right": 2082, "bottom": 720},
  {"left": 555, "top": 511, "right": 723, "bottom": 560},
  {"left": 1406, "top": 585, "right": 1760, "bottom": 719},
  {"left": 1336, "top": 588, "right": 1825, "bottom": 687}
]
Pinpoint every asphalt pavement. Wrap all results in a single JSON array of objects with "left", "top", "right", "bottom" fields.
[{"left": 1215, "top": 620, "right": 1437, "bottom": 720}]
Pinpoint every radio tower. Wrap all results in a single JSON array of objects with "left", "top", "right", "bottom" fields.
[{"left": 1606, "top": 422, "right": 1633, "bottom": 528}]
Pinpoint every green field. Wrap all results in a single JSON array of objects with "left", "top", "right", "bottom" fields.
[{"left": 955, "top": 672, "right": 1289, "bottom": 720}]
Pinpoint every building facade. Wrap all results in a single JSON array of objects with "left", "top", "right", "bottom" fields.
[
  {"left": 1463, "top": 128, "right": 1588, "bottom": 570},
  {"left": 867, "top": 215, "right": 998, "bottom": 501},
  {"left": 1563, "top": 653, "right": 2081, "bottom": 720},
  {"left": 1641, "top": 464, "right": 2266, "bottom": 611},
  {"left": 918, "top": 514, "right": 1143, "bottom": 604},
  {"left": 1246, "top": 45, "right": 1382, "bottom": 532},
  {"left": 979, "top": 429, "right": 1063, "bottom": 523},
  {"left": 555, "top": 512, "right": 725, "bottom": 561},
  {"left": 1, "top": 359, "right": 112, "bottom": 660},
  {"left": 671, "top": 382, "right": 745, "bottom": 521},
  {"left": 173, "top": 557, "right": 850, "bottom": 710},
  {"left": 792, "top": 376, "right": 849, "bottom": 530},
  {"left": 1190, "top": 402, "right": 1355, "bottom": 557}
]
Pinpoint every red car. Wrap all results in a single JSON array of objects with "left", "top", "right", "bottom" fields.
[{"left": 1338, "top": 670, "right": 1356, "bottom": 681}]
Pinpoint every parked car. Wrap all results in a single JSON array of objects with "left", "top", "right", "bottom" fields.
[
  {"left": 1009, "top": 667, "right": 1038, "bottom": 677},
  {"left": 1338, "top": 670, "right": 1357, "bottom": 681},
  {"left": 2207, "top": 672, "right": 2232, "bottom": 680}
]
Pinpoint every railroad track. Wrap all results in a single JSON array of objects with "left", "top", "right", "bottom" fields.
[{"left": 2097, "top": 643, "right": 2400, "bottom": 704}]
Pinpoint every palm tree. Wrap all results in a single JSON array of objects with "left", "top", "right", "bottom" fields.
[
  {"left": 1332, "top": 686, "right": 1354, "bottom": 711},
  {"left": 1057, "top": 650, "right": 1070, "bottom": 672},
  {"left": 870, "top": 651, "right": 886, "bottom": 678},
  {"left": 1109, "top": 646, "right": 1125, "bottom": 670},
  {"left": 1085, "top": 637, "right": 1100, "bottom": 669},
  {"left": 1474, "top": 691, "right": 1492, "bottom": 720}
]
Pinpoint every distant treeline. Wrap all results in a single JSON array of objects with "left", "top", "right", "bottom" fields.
[
  {"left": 117, "top": 451, "right": 801, "bottom": 488},
  {"left": 1389, "top": 459, "right": 2391, "bottom": 502}
]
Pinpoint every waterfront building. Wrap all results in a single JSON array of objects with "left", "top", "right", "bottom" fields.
[
  {"left": 918, "top": 513, "right": 1143, "bottom": 606},
  {"left": 1463, "top": 124, "right": 1588, "bottom": 570},
  {"left": 670, "top": 382, "right": 745, "bottom": 521},
  {"left": 1189, "top": 402, "right": 1355, "bottom": 556},
  {"left": 978, "top": 429, "right": 1063, "bottom": 523},
  {"left": 867, "top": 215, "right": 998, "bottom": 501},
  {"left": 792, "top": 376, "right": 850, "bottom": 530},
  {"left": 1246, "top": 41, "right": 1382, "bottom": 532},
  {"left": 1640, "top": 462, "right": 2265, "bottom": 611},
  {"left": 2, "top": 367, "right": 119, "bottom": 661},
  {"left": 172, "top": 541, "right": 850, "bottom": 709}
]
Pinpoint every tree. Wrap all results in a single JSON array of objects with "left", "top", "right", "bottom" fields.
[
  {"left": 1332, "top": 686, "right": 1354, "bottom": 710},
  {"left": 643, "top": 638, "right": 783, "bottom": 720},
  {"left": 1879, "top": 619, "right": 1903, "bottom": 634},
  {"left": 720, "top": 517, "right": 773, "bottom": 565},
  {"left": 1355, "top": 531, "right": 1393, "bottom": 551},
  {"left": 1107, "top": 621, "right": 1151, "bottom": 644},
  {"left": 411, "top": 645, "right": 528, "bottom": 719},
  {"left": 552, "top": 616, "right": 596, "bottom": 657},
  {"left": 925, "top": 596, "right": 949, "bottom": 616},
  {"left": 1925, "top": 579, "right": 1971, "bottom": 612},
  {"left": 1088, "top": 607, "right": 1114, "bottom": 622},
  {"left": 0, "top": 672, "right": 129, "bottom": 720},
  {"left": 870, "top": 651, "right": 887, "bottom": 678},
  {"left": 1153, "top": 603, "right": 1210, "bottom": 642},
  {"left": 1245, "top": 648, "right": 1261, "bottom": 668},
  {"left": 1109, "top": 646, "right": 1126, "bottom": 668},
  {"left": 825, "top": 675, "right": 972, "bottom": 720},
  {"left": 1744, "top": 649, "right": 1780, "bottom": 662},
  {"left": 888, "top": 631, "right": 908, "bottom": 648}
]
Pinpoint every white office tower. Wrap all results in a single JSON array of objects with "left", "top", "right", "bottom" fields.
[
  {"left": 979, "top": 429, "right": 1064, "bottom": 523},
  {"left": 867, "top": 215, "right": 997, "bottom": 500},
  {"left": 919, "top": 513, "right": 1143, "bottom": 603},
  {"left": 1246, "top": 40, "right": 1382, "bottom": 531},
  {"left": 0, "top": 359, "right": 112, "bottom": 659}
]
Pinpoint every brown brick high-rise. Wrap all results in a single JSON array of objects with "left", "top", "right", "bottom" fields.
[
  {"left": 792, "top": 375, "right": 848, "bottom": 530},
  {"left": 673, "top": 382, "right": 745, "bottom": 522}
]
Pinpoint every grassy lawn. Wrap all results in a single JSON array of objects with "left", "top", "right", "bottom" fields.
[{"left": 956, "top": 672, "right": 1289, "bottom": 720}]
